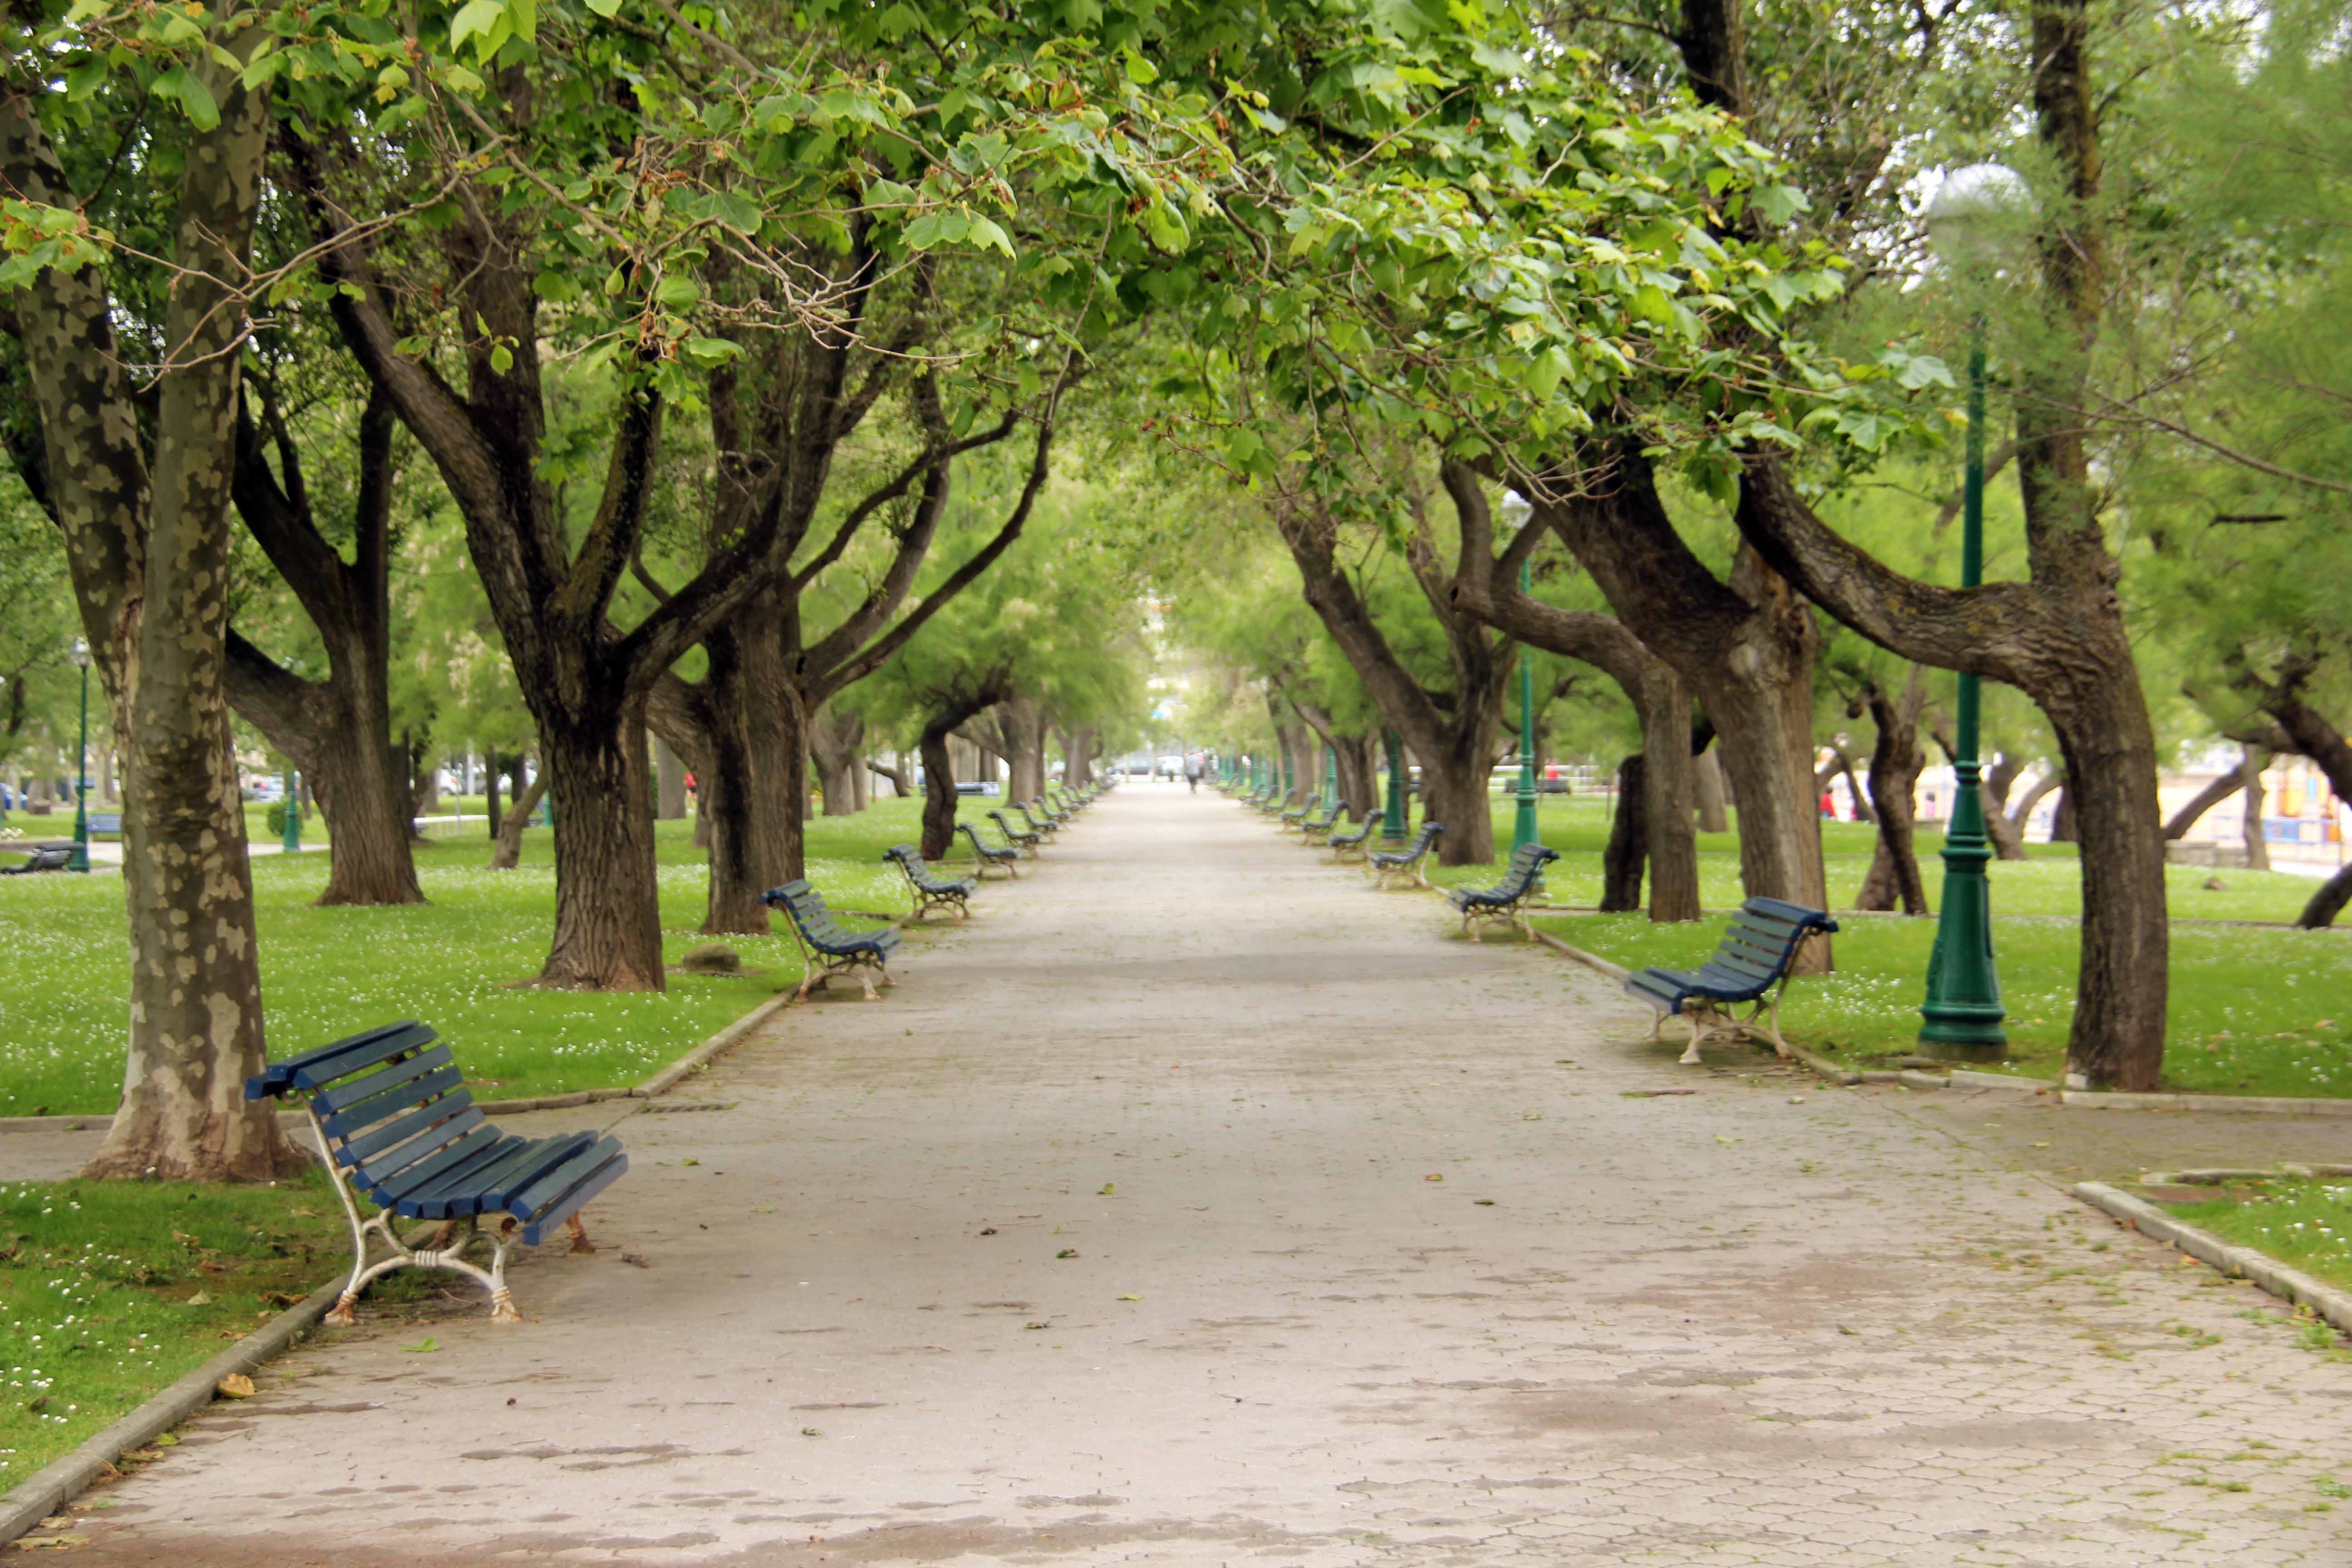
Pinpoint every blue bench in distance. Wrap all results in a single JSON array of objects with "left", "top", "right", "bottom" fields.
[
  {"left": 246, "top": 1020, "right": 628, "bottom": 1324},
  {"left": 763, "top": 879, "right": 902, "bottom": 1000},
  {"left": 1624, "top": 897, "right": 1839, "bottom": 1065},
  {"left": 1447, "top": 842, "right": 1559, "bottom": 941},
  {"left": 1327, "top": 812, "right": 1382, "bottom": 862},
  {"left": 988, "top": 808, "right": 1042, "bottom": 857},
  {"left": 885, "top": 843, "right": 976, "bottom": 922},
  {"left": 1367, "top": 821, "right": 1444, "bottom": 890},
  {"left": 958, "top": 822, "right": 1021, "bottom": 879}
]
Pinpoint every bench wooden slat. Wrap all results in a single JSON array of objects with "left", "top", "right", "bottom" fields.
[
  {"left": 318, "top": 1064, "right": 465, "bottom": 1140},
  {"left": 393, "top": 1134, "right": 539, "bottom": 1219},
  {"left": 311, "top": 1048, "right": 459, "bottom": 1120},
  {"left": 477, "top": 1132, "right": 603, "bottom": 1209},
  {"left": 338, "top": 1088, "right": 476, "bottom": 1165},
  {"left": 520, "top": 1147, "right": 631, "bottom": 1247},
  {"left": 364, "top": 1122, "right": 510, "bottom": 1207},
  {"left": 351, "top": 1107, "right": 489, "bottom": 1191},
  {"left": 253, "top": 1019, "right": 438, "bottom": 1097},
  {"left": 507, "top": 1134, "right": 626, "bottom": 1223}
]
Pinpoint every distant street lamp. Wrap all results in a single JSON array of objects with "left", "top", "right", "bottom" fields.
[
  {"left": 1382, "top": 730, "right": 1406, "bottom": 844},
  {"left": 1322, "top": 738, "right": 1337, "bottom": 805},
  {"left": 1504, "top": 492, "right": 1540, "bottom": 854},
  {"left": 282, "top": 769, "right": 301, "bottom": 853},
  {"left": 68, "top": 638, "right": 89, "bottom": 873},
  {"left": 1918, "top": 163, "right": 2024, "bottom": 1061}
]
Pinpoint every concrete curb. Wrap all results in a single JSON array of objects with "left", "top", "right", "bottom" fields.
[
  {"left": 2059, "top": 1088, "right": 2352, "bottom": 1117},
  {"left": 2072, "top": 1181, "right": 2352, "bottom": 1337},
  {"left": 0, "top": 1271, "right": 344, "bottom": 1548},
  {"left": 2144, "top": 1164, "right": 2352, "bottom": 1185}
]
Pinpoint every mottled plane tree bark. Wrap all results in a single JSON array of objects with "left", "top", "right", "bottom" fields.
[{"left": 0, "top": 47, "right": 301, "bottom": 1178}]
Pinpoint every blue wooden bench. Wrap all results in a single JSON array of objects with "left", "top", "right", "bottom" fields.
[
  {"left": 1027, "top": 795, "right": 1071, "bottom": 829},
  {"left": 0, "top": 844, "right": 74, "bottom": 875},
  {"left": 245, "top": 1020, "right": 627, "bottom": 1324},
  {"left": 85, "top": 811, "right": 122, "bottom": 837},
  {"left": 1625, "top": 897, "right": 1840, "bottom": 1065},
  {"left": 1279, "top": 791, "right": 1322, "bottom": 830},
  {"left": 957, "top": 822, "right": 1020, "bottom": 879},
  {"left": 763, "top": 879, "right": 903, "bottom": 1000},
  {"left": 987, "top": 808, "right": 1041, "bottom": 856},
  {"left": 885, "top": 843, "right": 976, "bottom": 921},
  {"left": 1327, "top": 812, "right": 1383, "bottom": 862},
  {"left": 1446, "top": 843, "right": 1559, "bottom": 941},
  {"left": 1258, "top": 788, "right": 1299, "bottom": 818},
  {"left": 1368, "top": 820, "right": 1444, "bottom": 889},
  {"left": 1298, "top": 799, "right": 1347, "bottom": 844},
  {"left": 1014, "top": 802, "right": 1060, "bottom": 839}
]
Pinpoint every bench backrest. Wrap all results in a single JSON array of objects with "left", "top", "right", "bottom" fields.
[
  {"left": 763, "top": 878, "right": 843, "bottom": 940},
  {"left": 245, "top": 1020, "right": 480, "bottom": 1191},
  {"left": 1495, "top": 842, "right": 1557, "bottom": 892},
  {"left": 988, "top": 809, "right": 1034, "bottom": 837},
  {"left": 1715, "top": 897, "right": 1839, "bottom": 981},
  {"left": 885, "top": 844, "right": 961, "bottom": 891},
  {"left": 1402, "top": 821, "right": 1443, "bottom": 856},
  {"left": 958, "top": 823, "right": 1009, "bottom": 856}
]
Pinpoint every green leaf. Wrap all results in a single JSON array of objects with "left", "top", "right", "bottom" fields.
[
  {"left": 150, "top": 67, "right": 220, "bottom": 132},
  {"left": 490, "top": 344, "right": 514, "bottom": 373},
  {"left": 583, "top": 0, "right": 621, "bottom": 15},
  {"left": 654, "top": 274, "right": 701, "bottom": 309},
  {"left": 681, "top": 336, "right": 742, "bottom": 368},
  {"left": 1122, "top": 47, "right": 1159, "bottom": 85},
  {"left": 966, "top": 216, "right": 1014, "bottom": 256}
]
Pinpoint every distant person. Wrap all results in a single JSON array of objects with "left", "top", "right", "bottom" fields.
[
  {"left": 1820, "top": 789, "right": 1837, "bottom": 820},
  {"left": 1184, "top": 754, "right": 1201, "bottom": 793}
]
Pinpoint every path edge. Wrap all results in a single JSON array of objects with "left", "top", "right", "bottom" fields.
[
  {"left": 2072, "top": 1180, "right": 2352, "bottom": 1336},
  {"left": 0, "top": 1273, "right": 345, "bottom": 1548}
]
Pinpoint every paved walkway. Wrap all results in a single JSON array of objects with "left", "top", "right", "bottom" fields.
[{"left": 54, "top": 788, "right": 2352, "bottom": 1565}]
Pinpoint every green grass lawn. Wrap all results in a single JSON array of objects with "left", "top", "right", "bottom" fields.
[
  {"left": 0, "top": 801, "right": 950, "bottom": 1117},
  {"left": 2161, "top": 1181, "right": 2352, "bottom": 1298},
  {"left": 0, "top": 1174, "right": 356, "bottom": 1490},
  {"left": 1310, "top": 791, "right": 2352, "bottom": 1096}
]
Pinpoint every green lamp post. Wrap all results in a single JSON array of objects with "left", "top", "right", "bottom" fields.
[
  {"left": 1511, "top": 557, "right": 1541, "bottom": 854},
  {"left": 1382, "top": 729, "right": 1406, "bottom": 843},
  {"left": 1322, "top": 739, "right": 1338, "bottom": 805},
  {"left": 1917, "top": 164, "right": 2018, "bottom": 1061},
  {"left": 68, "top": 637, "right": 89, "bottom": 873},
  {"left": 281, "top": 770, "right": 301, "bottom": 853}
]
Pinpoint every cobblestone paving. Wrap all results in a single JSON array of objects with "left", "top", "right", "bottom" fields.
[{"left": 44, "top": 787, "right": 2352, "bottom": 1565}]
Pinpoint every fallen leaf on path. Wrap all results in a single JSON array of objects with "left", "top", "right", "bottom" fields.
[
  {"left": 400, "top": 1337, "right": 438, "bottom": 1354},
  {"left": 183, "top": 1291, "right": 210, "bottom": 1306},
  {"left": 1024, "top": 1321, "right": 1050, "bottom": 1330},
  {"left": 979, "top": 1228, "right": 997, "bottom": 1236},
  {"left": 621, "top": 1253, "right": 650, "bottom": 1268},
  {"left": 1620, "top": 1089, "right": 1695, "bottom": 1098},
  {"left": 1475, "top": 1200, "right": 1496, "bottom": 1207},
  {"left": 2032, "top": 1141, "right": 2052, "bottom": 1148},
  {"left": 1099, "top": 1184, "right": 1115, "bottom": 1195},
  {"left": 12, "top": 1533, "right": 88, "bottom": 1549},
  {"left": 1056, "top": 1248, "right": 1079, "bottom": 1259},
  {"left": 1117, "top": 1294, "right": 1142, "bottom": 1301},
  {"left": 801, "top": 1427, "right": 822, "bottom": 1436},
  {"left": 680, "top": 1158, "right": 701, "bottom": 1167},
  {"left": 1424, "top": 1174, "right": 1443, "bottom": 1182},
  {"left": 1837, "top": 1325, "right": 1858, "bottom": 1336},
  {"left": 1715, "top": 1135, "right": 1741, "bottom": 1145},
  {"left": 215, "top": 1374, "right": 254, "bottom": 1399}
]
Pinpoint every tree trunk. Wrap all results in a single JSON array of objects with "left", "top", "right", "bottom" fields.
[
  {"left": 1856, "top": 673, "right": 1929, "bottom": 915},
  {"left": 2009, "top": 772, "right": 2061, "bottom": 840},
  {"left": 3, "top": 60, "right": 301, "bottom": 1181},
  {"left": 2241, "top": 750, "right": 2270, "bottom": 871},
  {"left": 920, "top": 725, "right": 962, "bottom": 860},
  {"left": 2047, "top": 685, "right": 2168, "bottom": 1089},
  {"left": 851, "top": 749, "right": 870, "bottom": 811},
  {"left": 654, "top": 734, "right": 686, "bottom": 820},
  {"left": 807, "top": 703, "right": 865, "bottom": 818},
  {"left": 2164, "top": 769, "right": 2241, "bottom": 840},
  {"left": 867, "top": 754, "right": 911, "bottom": 798},
  {"left": 2050, "top": 788, "right": 2079, "bottom": 843},
  {"left": 411, "top": 746, "right": 441, "bottom": 818},
  {"left": 486, "top": 751, "right": 503, "bottom": 841},
  {"left": 490, "top": 764, "right": 546, "bottom": 870},
  {"left": 1064, "top": 726, "right": 1097, "bottom": 786},
  {"left": 2299, "top": 864, "right": 2352, "bottom": 930},
  {"left": 998, "top": 697, "right": 1047, "bottom": 804},
  {"left": 1601, "top": 755, "right": 1648, "bottom": 912},
  {"left": 1693, "top": 745, "right": 1730, "bottom": 833},
  {"left": 1837, "top": 748, "right": 1875, "bottom": 825},
  {"left": 694, "top": 628, "right": 771, "bottom": 936},
  {"left": 535, "top": 707, "right": 664, "bottom": 991}
]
